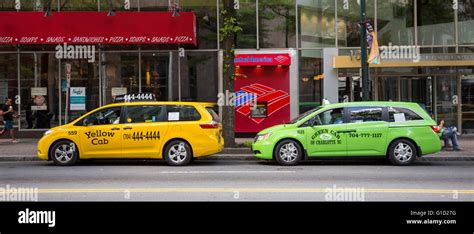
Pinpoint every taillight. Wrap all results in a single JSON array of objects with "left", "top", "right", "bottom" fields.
[
  {"left": 430, "top": 125, "right": 441, "bottom": 133},
  {"left": 200, "top": 121, "right": 219, "bottom": 129}
]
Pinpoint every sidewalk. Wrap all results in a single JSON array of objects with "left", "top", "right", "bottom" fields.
[{"left": 0, "top": 137, "right": 473, "bottom": 161}]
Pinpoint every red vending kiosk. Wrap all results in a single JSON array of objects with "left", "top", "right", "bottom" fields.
[{"left": 234, "top": 50, "right": 297, "bottom": 134}]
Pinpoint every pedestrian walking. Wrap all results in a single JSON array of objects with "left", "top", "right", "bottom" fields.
[{"left": 0, "top": 97, "right": 20, "bottom": 143}]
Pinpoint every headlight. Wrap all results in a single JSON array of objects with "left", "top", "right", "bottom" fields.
[
  {"left": 43, "top": 130, "right": 54, "bottom": 136},
  {"left": 256, "top": 132, "right": 272, "bottom": 141}
]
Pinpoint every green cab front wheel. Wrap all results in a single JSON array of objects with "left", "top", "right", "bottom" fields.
[{"left": 274, "top": 140, "right": 303, "bottom": 166}]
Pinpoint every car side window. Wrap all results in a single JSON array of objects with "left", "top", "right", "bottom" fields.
[
  {"left": 78, "top": 107, "right": 122, "bottom": 126},
  {"left": 388, "top": 107, "right": 423, "bottom": 122},
  {"left": 349, "top": 106, "right": 383, "bottom": 123},
  {"left": 314, "top": 108, "right": 344, "bottom": 126},
  {"left": 166, "top": 105, "right": 201, "bottom": 122},
  {"left": 125, "top": 105, "right": 165, "bottom": 124}
]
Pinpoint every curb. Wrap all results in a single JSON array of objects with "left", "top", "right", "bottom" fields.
[{"left": 0, "top": 155, "right": 473, "bottom": 162}]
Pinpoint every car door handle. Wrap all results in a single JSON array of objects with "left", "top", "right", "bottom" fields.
[
  {"left": 336, "top": 130, "right": 357, "bottom": 133},
  {"left": 111, "top": 127, "right": 120, "bottom": 131},
  {"left": 123, "top": 127, "right": 133, "bottom": 130}
]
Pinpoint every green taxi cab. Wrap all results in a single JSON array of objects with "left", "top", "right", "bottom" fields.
[{"left": 252, "top": 102, "right": 442, "bottom": 166}]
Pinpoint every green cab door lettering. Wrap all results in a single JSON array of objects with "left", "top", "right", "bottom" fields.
[
  {"left": 304, "top": 107, "right": 348, "bottom": 157},
  {"left": 305, "top": 125, "right": 347, "bottom": 156}
]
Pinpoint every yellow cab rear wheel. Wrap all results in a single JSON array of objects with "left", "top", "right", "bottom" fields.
[{"left": 163, "top": 140, "right": 193, "bottom": 166}]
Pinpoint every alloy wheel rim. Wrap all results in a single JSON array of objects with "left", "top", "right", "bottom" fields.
[
  {"left": 394, "top": 143, "right": 413, "bottom": 162},
  {"left": 169, "top": 143, "right": 187, "bottom": 163},
  {"left": 279, "top": 142, "right": 298, "bottom": 163},
  {"left": 54, "top": 143, "right": 75, "bottom": 163}
]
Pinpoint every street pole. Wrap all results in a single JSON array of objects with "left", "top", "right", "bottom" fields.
[{"left": 360, "top": 0, "right": 369, "bottom": 101}]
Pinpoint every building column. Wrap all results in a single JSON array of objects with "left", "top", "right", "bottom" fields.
[{"left": 323, "top": 48, "right": 339, "bottom": 103}]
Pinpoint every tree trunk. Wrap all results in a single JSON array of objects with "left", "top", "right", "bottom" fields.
[{"left": 222, "top": 0, "right": 236, "bottom": 147}]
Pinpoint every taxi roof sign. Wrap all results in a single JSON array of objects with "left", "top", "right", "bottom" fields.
[{"left": 113, "top": 93, "right": 157, "bottom": 103}]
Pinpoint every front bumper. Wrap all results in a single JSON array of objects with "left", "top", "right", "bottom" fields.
[
  {"left": 251, "top": 140, "right": 274, "bottom": 160},
  {"left": 37, "top": 136, "right": 51, "bottom": 161}
]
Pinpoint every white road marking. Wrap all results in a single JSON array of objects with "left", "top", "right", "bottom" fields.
[{"left": 160, "top": 170, "right": 296, "bottom": 174}]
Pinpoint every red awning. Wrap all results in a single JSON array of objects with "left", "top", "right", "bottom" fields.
[{"left": 0, "top": 11, "right": 197, "bottom": 45}]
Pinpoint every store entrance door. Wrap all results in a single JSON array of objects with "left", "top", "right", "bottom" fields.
[
  {"left": 461, "top": 75, "right": 474, "bottom": 134},
  {"left": 400, "top": 76, "right": 433, "bottom": 114}
]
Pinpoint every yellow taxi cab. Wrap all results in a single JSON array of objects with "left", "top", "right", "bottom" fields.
[{"left": 37, "top": 94, "right": 224, "bottom": 166}]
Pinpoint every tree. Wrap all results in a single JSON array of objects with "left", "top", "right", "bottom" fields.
[{"left": 220, "top": 0, "right": 242, "bottom": 147}]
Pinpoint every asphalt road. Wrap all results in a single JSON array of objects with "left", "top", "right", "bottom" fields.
[{"left": 0, "top": 159, "right": 473, "bottom": 201}]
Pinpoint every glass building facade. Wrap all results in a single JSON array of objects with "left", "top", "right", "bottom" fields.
[{"left": 1, "top": 0, "right": 474, "bottom": 135}]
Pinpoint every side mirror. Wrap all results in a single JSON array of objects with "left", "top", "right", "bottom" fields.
[{"left": 127, "top": 118, "right": 133, "bottom": 123}]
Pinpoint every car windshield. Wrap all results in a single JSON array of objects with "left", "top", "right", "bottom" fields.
[{"left": 287, "top": 107, "right": 321, "bottom": 124}]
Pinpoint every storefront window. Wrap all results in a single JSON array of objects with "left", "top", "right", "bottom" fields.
[
  {"left": 338, "top": 68, "right": 374, "bottom": 102},
  {"left": 259, "top": 0, "right": 296, "bottom": 48},
  {"left": 377, "top": 0, "right": 414, "bottom": 46},
  {"left": 181, "top": 51, "right": 218, "bottom": 102},
  {"left": 19, "top": 53, "right": 60, "bottom": 129},
  {"left": 336, "top": 0, "right": 375, "bottom": 47},
  {"left": 141, "top": 52, "right": 170, "bottom": 101},
  {"left": 461, "top": 69, "right": 474, "bottom": 133},
  {"left": 175, "top": 51, "right": 218, "bottom": 102},
  {"left": 299, "top": 50, "right": 323, "bottom": 113},
  {"left": 377, "top": 77, "right": 398, "bottom": 101},
  {"left": 103, "top": 52, "right": 139, "bottom": 104},
  {"left": 436, "top": 75, "right": 458, "bottom": 127},
  {"left": 458, "top": 0, "right": 474, "bottom": 45},
  {"left": 298, "top": 0, "right": 336, "bottom": 48},
  {"left": 417, "top": 0, "right": 455, "bottom": 46}
]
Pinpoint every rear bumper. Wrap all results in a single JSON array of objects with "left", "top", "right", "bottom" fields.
[
  {"left": 194, "top": 139, "right": 224, "bottom": 157},
  {"left": 417, "top": 134, "right": 442, "bottom": 156}
]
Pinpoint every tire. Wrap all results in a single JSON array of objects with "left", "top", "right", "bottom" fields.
[
  {"left": 163, "top": 140, "right": 193, "bottom": 166},
  {"left": 388, "top": 139, "right": 417, "bottom": 166},
  {"left": 274, "top": 140, "right": 303, "bottom": 166},
  {"left": 50, "top": 140, "right": 79, "bottom": 166}
]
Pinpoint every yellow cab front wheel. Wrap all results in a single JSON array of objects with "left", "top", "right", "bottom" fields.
[{"left": 50, "top": 140, "right": 79, "bottom": 166}]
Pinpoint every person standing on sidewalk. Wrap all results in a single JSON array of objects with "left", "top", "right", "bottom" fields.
[{"left": 0, "top": 98, "right": 19, "bottom": 143}]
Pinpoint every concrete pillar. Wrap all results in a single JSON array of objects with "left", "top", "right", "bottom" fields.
[{"left": 323, "top": 48, "right": 339, "bottom": 103}]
